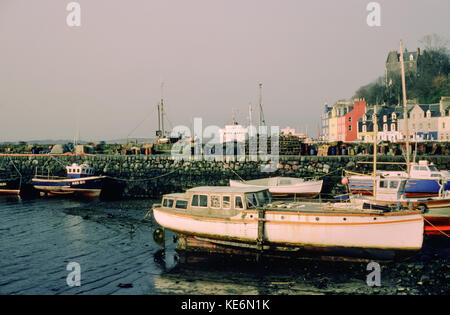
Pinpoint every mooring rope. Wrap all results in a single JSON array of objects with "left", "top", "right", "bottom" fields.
[
  {"left": 7, "top": 155, "right": 22, "bottom": 189},
  {"left": 107, "top": 169, "right": 178, "bottom": 182},
  {"left": 423, "top": 217, "right": 450, "bottom": 238}
]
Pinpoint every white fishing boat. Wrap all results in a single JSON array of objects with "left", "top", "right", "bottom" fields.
[
  {"left": 229, "top": 177, "right": 323, "bottom": 198},
  {"left": 152, "top": 186, "right": 424, "bottom": 260}
]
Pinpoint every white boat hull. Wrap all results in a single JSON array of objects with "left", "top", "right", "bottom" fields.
[
  {"left": 229, "top": 179, "right": 323, "bottom": 198},
  {"left": 153, "top": 208, "right": 423, "bottom": 251}
]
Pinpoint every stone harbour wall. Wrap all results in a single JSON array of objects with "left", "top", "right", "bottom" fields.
[{"left": 2, "top": 154, "right": 450, "bottom": 199}]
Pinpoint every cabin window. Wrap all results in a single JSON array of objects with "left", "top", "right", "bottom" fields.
[
  {"left": 210, "top": 195, "right": 221, "bottom": 208},
  {"left": 199, "top": 195, "right": 208, "bottom": 207},
  {"left": 163, "top": 198, "right": 174, "bottom": 208},
  {"left": 175, "top": 200, "right": 188, "bottom": 210},
  {"left": 235, "top": 196, "right": 243, "bottom": 209},
  {"left": 246, "top": 193, "right": 258, "bottom": 208},
  {"left": 429, "top": 165, "right": 438, "bottom": 171},
  {"left": 222, "top": 196, "right": 231, "bottom": 209},
  {"left": 389, "top": 181, "right": 399, "bottom": 189},
  {"left": 191, "top": 195, "right": 199, "bottom": 207},
  {"left": 419, "top": 166, "right": 428, "bottom": 171},
  {"left": 379, "top": 180, "right": 388, "bottom": 188}
]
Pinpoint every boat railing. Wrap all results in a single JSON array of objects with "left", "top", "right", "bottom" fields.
[{"left": 33, "top": 175, "right": 68, "bottom": 180}]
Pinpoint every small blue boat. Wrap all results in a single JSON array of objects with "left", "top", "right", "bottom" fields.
[{"left": 32, "top": 163, "right": 105, "bottom": 198}]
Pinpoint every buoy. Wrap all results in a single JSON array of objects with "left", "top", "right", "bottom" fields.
[
  {"left": 341, "top": 177, "right": 349, "bottom": 185},
  {"left": 153, "top": 228, "right": 165, "bottom": 247}
]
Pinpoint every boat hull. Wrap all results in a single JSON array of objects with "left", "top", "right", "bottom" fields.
[
  {"left": 0, "top": 178, "right": 21, "bottom": 195},
  {"left": 229, "top": 179, "right": 323, "bottom": 199},
  {"left": 405, "top": 179, "right": 442, "bottom": 197},
  {"left": 32, "top": 176, "right": 105, "bottom": 198},
  {"left": 153, "top": 207, "right": 424, "bottom": 257}
]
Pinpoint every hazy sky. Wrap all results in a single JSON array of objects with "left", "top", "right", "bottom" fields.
[{"left": 1, "top": 0, "right": 450, "bottom": 142}]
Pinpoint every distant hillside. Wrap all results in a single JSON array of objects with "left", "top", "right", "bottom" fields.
[{"left": 354, "top": 38, "right": 450, "bottom": 105}]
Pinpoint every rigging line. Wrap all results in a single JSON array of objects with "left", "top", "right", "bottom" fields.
[
  {"left": 7, "top": 155, "right": 22, "bottom": 189},
  {"left": 127, "top": 106, "right": 157, "bottom": 140},
  {"left": 423, "top": 217, "right": 450, "bottom": 238}
]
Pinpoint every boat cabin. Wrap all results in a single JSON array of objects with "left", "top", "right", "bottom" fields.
[
  {"left": 159, "top": 186, "right": 272, "bottom": 217},
  {"left": 66, "top": 163, "right": 96, "bottom": 179},
  {"left": 409, "top": 160, "right": 441, "bottom": 178},
  {"left": 374, "top": 176, "right": 407, "bottom": 201}
]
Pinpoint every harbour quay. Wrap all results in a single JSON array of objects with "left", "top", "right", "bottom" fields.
[{"left": 2, "top": 153, "right": 450, "bottom": 199}]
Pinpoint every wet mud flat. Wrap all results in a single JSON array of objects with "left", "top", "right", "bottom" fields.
[
  {"left": 0, "top": 197, "right": 448, "bottom": 295},
  {"left": 156, "top": 235, "right": 449, "bottom": 295}
]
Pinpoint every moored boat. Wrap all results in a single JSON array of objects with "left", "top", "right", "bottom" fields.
[
  {"left": 0, "top": 175, "right": 21, "bottom": 195},
  {"left": 153, "top": 186, "right": 424, "bottom": 260},
  {"left": 229, "top": 177, "right": 323, "bottom": 198},
  {"left": 344, "top": 174, "right": 450, "bottom": 236},
  {"left": 32, "top": 163, "right": 105, "bottom": 198}
]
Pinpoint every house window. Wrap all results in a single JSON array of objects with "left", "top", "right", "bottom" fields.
[
  {"left": 383, "top": 115, "right": 387, "bottom": 122},
  {"left": 383, "top": 124, "right": 388, "bottom": 132},
  {"left": 443, "top": 122, "right": 446, "bottom": 129},
  {"left": 391, "top": 123, "right": 396, "bottom": 131},
  {"left": 392, "top": 113, "right": 397, "bottom": 120},
  {"left": 362, "top": 125, "right": 367, "bottom": 133},
  {"left": 419, "top": 123, "right": 423, "bottom": 129},
  {"left": 348, "top": 125, "right": 352, "bottom": 131},
  {"left": 427, "top": 110, "right": 431, "bottom": 118},
  {"left": 348, "top": 117, "right": 352, "bottom": 122}
]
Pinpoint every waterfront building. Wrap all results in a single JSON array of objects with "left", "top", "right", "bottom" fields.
[
  {"left": 397, "top": 103, "right": 440, "bottom": 142},
  {"left": 345, "top": 99, "right": 367, "bottom": 142}
]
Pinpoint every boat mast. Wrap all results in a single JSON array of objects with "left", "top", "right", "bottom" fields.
[
  {"left": 248, "top": 102, "right": 253, "bottom": 137},
  {"left": 258, "top": 83, "right": 265, "bottom": 127},
  {"left": 160, "top": 81, "right": 165, "bottom": 138},
  {"left": 400, "top": 40, "right": 410, "bottom": 173},
  {"left": 373, "top": 105, "right": 378, "bottom": 196},
  {"left": 157, "top": 102, "right": 161, "bottom": 136}
]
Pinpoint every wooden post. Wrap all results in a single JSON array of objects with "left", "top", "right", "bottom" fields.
[{"left": 257, "top": 209, "right": 265, "bottom": 251}]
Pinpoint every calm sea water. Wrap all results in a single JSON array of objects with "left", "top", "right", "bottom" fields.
[{"left": 0, "top": 196, "right": 448, "bottom": 295}]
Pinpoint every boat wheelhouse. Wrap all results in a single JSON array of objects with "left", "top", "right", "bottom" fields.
[{"left": 153, "top": 186, "right": 424, "bottom": 260}]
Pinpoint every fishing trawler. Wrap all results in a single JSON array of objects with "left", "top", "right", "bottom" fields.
[
  {"left": 32, "top": 163, "right": 105, "bottom": 198},
  {"left": 152, "top": 186, "right": 424, "bottom": 260},
  {"left": 230, "top": 177, "right": 323, "bottom": 198}
]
